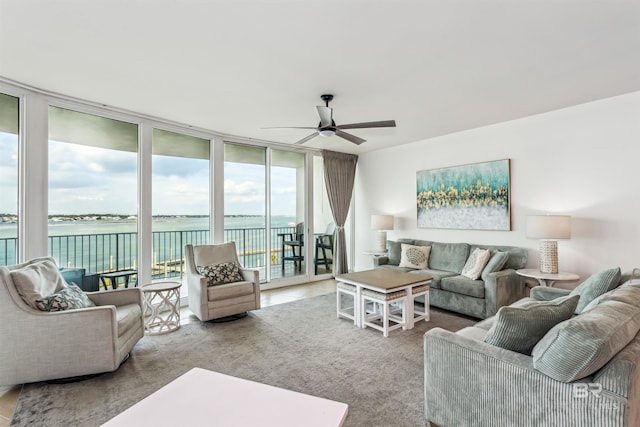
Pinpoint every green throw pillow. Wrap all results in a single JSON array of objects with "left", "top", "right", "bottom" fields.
[
  {"left": 198, "top": 262, "right": 244, "bottom": 286},
  {"left": 569, "top": 267, "right": 621, "bottom": 314},
  {"left": 34, "top": 282, "right": 95, "bottom": 312},
  {"left": 387, "top": 240, "right": 403, "bottom": 265},
  {"left": 484, "top": 295, "right": 580, "bottom": 355},
  {"left": 481, "top": 251, "right": 510, "bottom": 282}
]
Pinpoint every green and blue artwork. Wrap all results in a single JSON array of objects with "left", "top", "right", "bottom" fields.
[{"left": 416, "top": 159, "right": 510, "bottom": 230}]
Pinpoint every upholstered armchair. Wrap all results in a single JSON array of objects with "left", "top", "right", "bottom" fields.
[
  {"left": 185, "top": 242, "right": 261, "bottom": 321},
  {"left": 0, "top": 257, "right": 144, "bottom": 386}
]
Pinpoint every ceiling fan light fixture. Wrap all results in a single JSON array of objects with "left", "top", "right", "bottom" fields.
[{"left": 318, "top": 128, "right": 336, "bottom": 137}]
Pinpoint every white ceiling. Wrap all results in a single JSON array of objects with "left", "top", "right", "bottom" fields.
[{"left": 1, "top": 0, "right": 639, "bottom": 154}]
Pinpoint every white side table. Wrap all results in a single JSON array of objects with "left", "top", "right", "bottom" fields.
[
  {"left": 363, "top": 250, "right": 388, "bottom": 267},
  {"left": 142, "top": 281, "right": 181, "bottom": 335},
  {"left": 516, "top": 269, "right": 579, "bottom": 288}
]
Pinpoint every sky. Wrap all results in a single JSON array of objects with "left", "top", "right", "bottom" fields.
[{"left": 0, "top": 132, "right": 298, "bottom": 217}]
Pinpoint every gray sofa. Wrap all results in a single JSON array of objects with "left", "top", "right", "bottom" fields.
[
  {"left": 374, "top": 239, "right": 528, "bottom": 319},
  {"left": 424, "top": 271, "right": 640, "bottom": 427}
]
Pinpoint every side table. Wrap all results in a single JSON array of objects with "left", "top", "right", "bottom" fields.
[
  {"left": 142, "top": 281, "right": 181, "bottom": 335},
  {"left": 516, "top": 269, "right": 580, "bottom": 288}
]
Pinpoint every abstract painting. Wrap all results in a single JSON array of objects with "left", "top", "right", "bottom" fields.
[{"left": 416, "top": 159, "right": 511, "bottom": 230}]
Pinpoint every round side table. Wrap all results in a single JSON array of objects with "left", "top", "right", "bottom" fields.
[
  {"left": 142, "top": 281, "right": 181, "bottom": 335},
  {"left": 516, "top": 269, "right": 579, "bottom": 288}
]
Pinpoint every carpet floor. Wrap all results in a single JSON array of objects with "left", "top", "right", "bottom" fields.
[{"left": 11, "top": 293, "right": 475, "bottom": 427}]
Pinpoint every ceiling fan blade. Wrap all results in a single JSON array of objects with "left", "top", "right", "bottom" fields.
[
  {"left": 336, "top": 120, "right": 396, "bottom": 130},
  {"left": 335, "top": 130, "right": 366, "bottom": 145},
  {"left": 295, "top": 132, "right": 320, "bottom": 145},
  {"left": 261, "top": 126, "right": 318, "bottom": 130},
  {"left": 316, "top": 106, "right": 333, "bottom": 127}
]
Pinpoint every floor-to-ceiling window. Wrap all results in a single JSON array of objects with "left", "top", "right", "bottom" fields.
[
  {"left": 152, "top": 129, "right": 210, "bottom": 282},
  {"left": 0, "top": 93, "right": 19, "bottom": 266},
  {"left": 271, "top": 149, "right": 305, "bottom": 279},
  {"left": 48, "top": 106, "right": 138, "bottom": 278},
  {"left": 223, "top": 143, "right": 268, "bottom": 281}
]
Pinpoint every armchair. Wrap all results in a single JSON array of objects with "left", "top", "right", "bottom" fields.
[
  {"left": 0, "top": 257, "right": 144, "bottom": 386},
  {"left": 185, "top": 242, "right": 260, "bottom": 321}
]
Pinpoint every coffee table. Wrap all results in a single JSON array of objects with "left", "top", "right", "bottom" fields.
[
  {"left": 336, "top": 269, "right": 431, "bottom": 332},
  {"left": 102, "top": 367, "right": 348, "bottom": 426}
]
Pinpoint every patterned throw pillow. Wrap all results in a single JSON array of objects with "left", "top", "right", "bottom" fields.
[
  {"left": 35, "top": 282, "right": 95, "bottom": 312},
  {"left": 398, "top": 244, "right": 431, "bottom": 269},
  {"left": 461, "top": 248, "right": 491, "bottom": 280},
  {"left": 197, "top": 262, "right": 244, "bottom": 286},
  {"left": 484, "top": 295, "right": 580, "bottom": 355}
]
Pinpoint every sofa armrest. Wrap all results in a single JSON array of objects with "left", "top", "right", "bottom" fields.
[
  {"left": 483, "top": 269, "right": 525, "bottom": 317},
  {"left": 530, "top": 285, "right": 571, "bottom": 301},
  {"left": 424, "top": 328, "right": 626, "bottom": 427},
  {"left": 240, "top": 268, "right": 261, "bottom": 309},
  {"left": 373, "top": 256, "right": 389, "bottom": 267}
]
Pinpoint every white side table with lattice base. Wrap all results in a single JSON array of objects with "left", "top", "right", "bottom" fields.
[{"left": 142, "top": 281, "right": 181, "bottom": 335}]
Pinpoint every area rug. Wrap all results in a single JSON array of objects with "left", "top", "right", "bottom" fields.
[{"left": 11, "top": 293, "right": 475, "bottom": 426}]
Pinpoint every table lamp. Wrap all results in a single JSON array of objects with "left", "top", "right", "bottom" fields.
[
  {"left": 371, "top": 214, "right": 394, "bottom": 253},
  {"left": 526, "top": 215, "right": 571, "bottom": 274}
]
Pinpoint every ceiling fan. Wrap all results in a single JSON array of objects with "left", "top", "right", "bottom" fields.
[{"left": 263, "top": 94, "right": 396, "bottom": 145}]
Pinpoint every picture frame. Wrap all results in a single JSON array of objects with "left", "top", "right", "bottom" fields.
[{"left": 416, "top": 159, "right": 511, "bottom": 230}]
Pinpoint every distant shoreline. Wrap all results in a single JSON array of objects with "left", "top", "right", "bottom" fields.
[{"left": 0, "top": 214, "right": 270, "bottom": 224}]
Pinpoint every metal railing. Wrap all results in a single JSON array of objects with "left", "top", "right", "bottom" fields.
[{"left": 0, "top": 227, "right": 297, "bottom": 278}]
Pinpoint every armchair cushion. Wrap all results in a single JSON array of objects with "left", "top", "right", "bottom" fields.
[
  {"left": 35, "top": 282, "right": 96, "bottom": 312},
  {"left": 10, "top": 259, "right": 66, "bottom": 309},
  {"left": 198, "top": 261, "right": 244, "bottom": 286},
  {"left": 484, "top": 295, "right": 579, "bottom": 355}
]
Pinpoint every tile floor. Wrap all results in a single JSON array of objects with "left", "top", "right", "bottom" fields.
[{"left": 0, "top": 279, "right": 336, "bottom": 426}]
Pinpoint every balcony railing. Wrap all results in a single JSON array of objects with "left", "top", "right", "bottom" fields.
[{"left": 0, "top": 227, "right": 297, "bottom": 279}]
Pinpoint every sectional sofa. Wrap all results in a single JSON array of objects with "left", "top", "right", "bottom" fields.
[
  {"left": 373, "top": 238, "right": 528, "bottom": 319},
  {"left": 424, "top": 268, "right": 640, "bottom": 426}
]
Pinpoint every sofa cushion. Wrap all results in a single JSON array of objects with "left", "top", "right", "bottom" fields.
[
  {"left": 34, "top": 282, "right": 96, "bottom": 312},
  {"left": 481, "top": 251, "right": 510, "bottom": 282},
  {"left": 461, "top": 248, "right": 491, "bottom": 280},
  {"left": 568, "top": 267, "right": 621, "bottom": 313},
  {"left": 470, "top": 244, "right": 528, "bottom": 270},
  {"left": 532, "top": 292, "right": 640, "bottom": 382},
  {"left": 398, "top": 244, "right": 431, "bottom": 269},
  {"left": 441, "top": 276, "right": 485, "bottom": 298},
  {"left": 428, "top": 242, "right": 470, "bottom": 274},
  {"left": 116, "top": 303, "right": 143, "bottom": 337},
  {"left": 10, "top": 259, "right": 66, "bottom": 309},
  {"left": 378, "top": 265, "right": 415, "bottom": 273},
  {"left": 583, "top": 282, "right": 640, "bottom": 311},
  {"left": 198, "top": 262, "right": 244, "bottom": 286},
  {"left": 387, "top": 239, "right": 415, "bottom": 265},
  {"left": 408, "top": 269, "right": 457, "bottom": 290},
  {"left": 484, "top": 295, "right": 579, "bottom": 355}
]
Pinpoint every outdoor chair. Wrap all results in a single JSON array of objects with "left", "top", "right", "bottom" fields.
[
  {"left": 0, "top": 257, "right": 144, "bottom": 385},
  {"left": 280, "top": 222, "right": 305, "bottom": 272},
  {"left": 185, "top": 242, "right": 260, "bottom": 321},
  {"left": 314, "top": 222, "right": 335, "bottom": 274}
]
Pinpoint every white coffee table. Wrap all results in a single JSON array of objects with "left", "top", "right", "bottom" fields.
[{"left": 102, "top": 367, "right": 348, "bottom": 427}]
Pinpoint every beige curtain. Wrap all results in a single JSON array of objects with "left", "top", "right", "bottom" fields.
[{"left": 322, "top": 150, "right": 358, "bottom": 275}]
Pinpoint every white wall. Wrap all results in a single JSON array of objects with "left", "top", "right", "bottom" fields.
[{"left": 354, "top": 91, "right": 640, "bottom": 286}]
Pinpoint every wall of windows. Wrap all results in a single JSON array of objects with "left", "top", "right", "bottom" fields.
[{"left": 0, "top": 79, "right": 352, "bottom": 287}]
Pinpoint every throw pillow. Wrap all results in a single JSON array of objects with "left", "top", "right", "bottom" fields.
[
  {"left": 198, "top": 262, "right": 244, "bottom": 286},
  {"left": 480, "top": 250, "right": 510, "bottom": 282},
  {"left": 387, "top": 240, "right": 403, "bottom": 265},
  {"left": 10, "top": 259, "right": 67, "bottom": 309},
  {"left": 34, "top": 282, "right": 95, "bottom": 312},
  {"left": 484, "top": 295, "right": 580, "bottom": 355},
  {"left": 398, "top": 244, "right": 431, "bottom": 269},
  {"left": 569, "top": 267, "right": 621, "bottom": 314},
  {"left": 461, "top": 248, "right": 491, "bottom": 280}
]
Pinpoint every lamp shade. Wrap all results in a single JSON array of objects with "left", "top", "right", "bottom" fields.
[
  {"left": 526, "top": 215, "right": 571, "bottom": 240},
  {"left": 371, "top": 214, "right": 394, "bottom": 230}
]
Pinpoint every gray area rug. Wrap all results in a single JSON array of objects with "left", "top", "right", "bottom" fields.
[{"left": 11, "top": 293, "right": 475, "bottom": 426}]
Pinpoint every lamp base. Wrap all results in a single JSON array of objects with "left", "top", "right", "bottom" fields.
[
  {"left": 374, "top": 230, "right": 387, "bottom": 253},
  {"left": 539, "top": 240, "right": 558, "bottom": 274}
]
